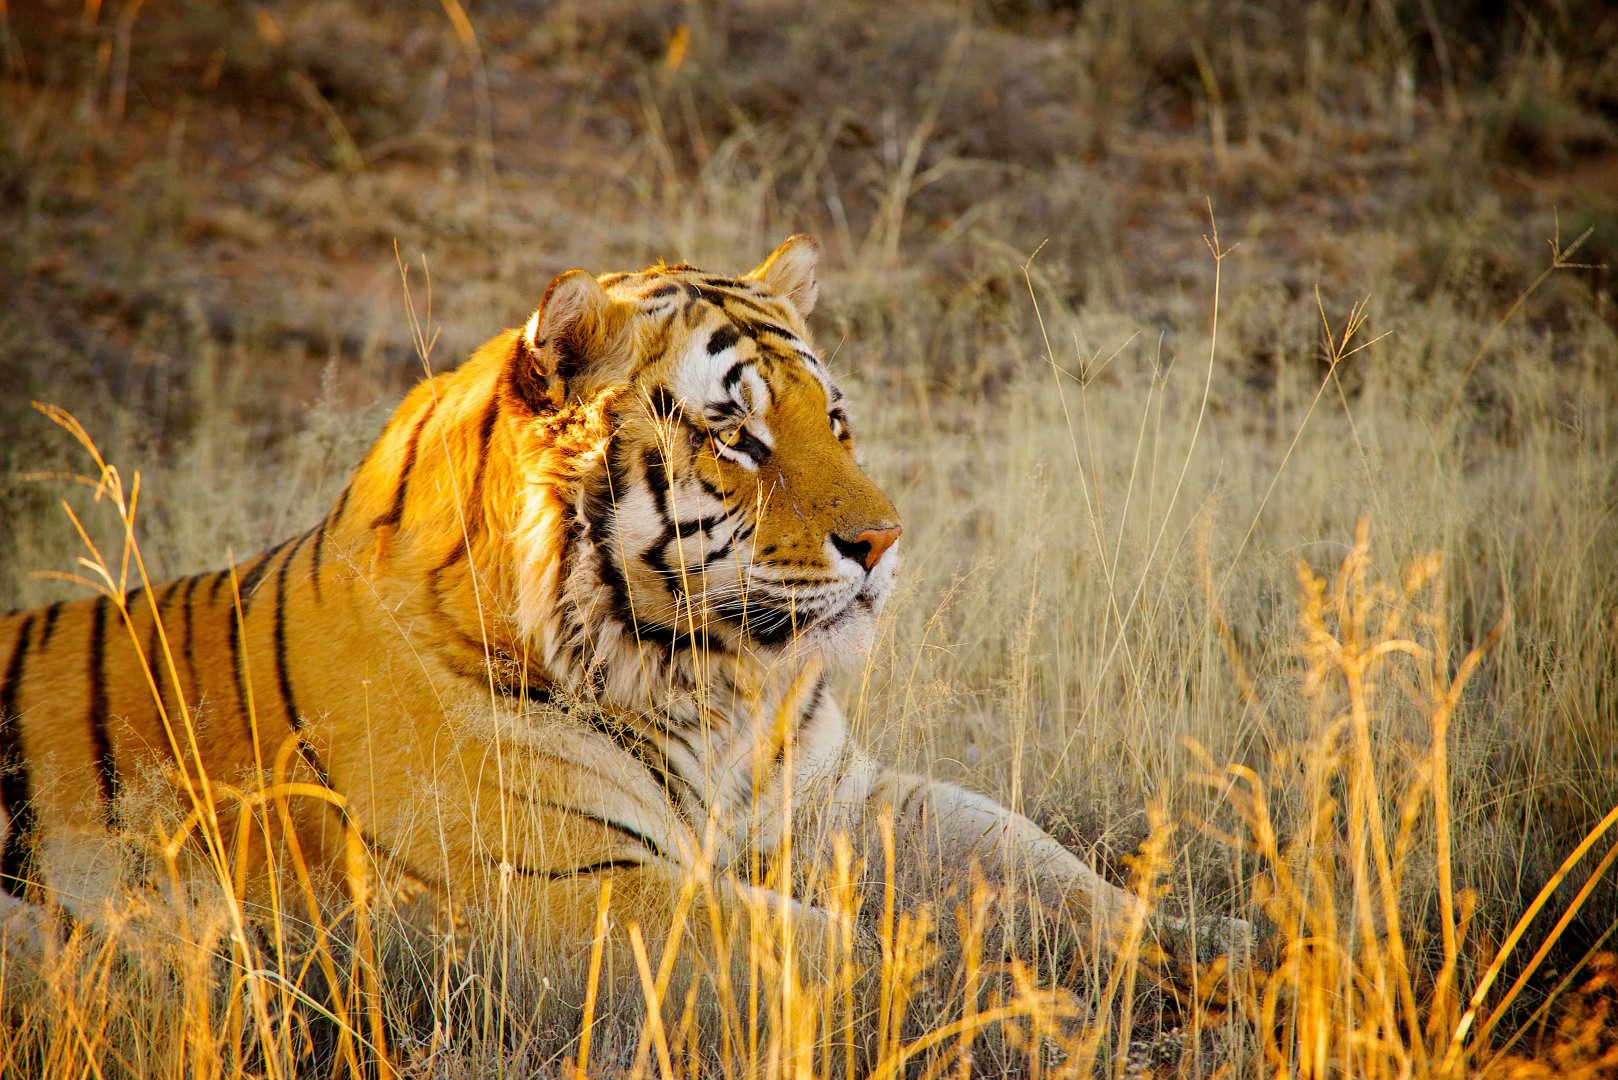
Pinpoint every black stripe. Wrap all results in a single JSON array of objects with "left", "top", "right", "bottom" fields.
[
  {"left": 360, "top": 827, "right": 443, "bottom": 890},
  {"left": 638, "top": 446, "right": 697, "bottom": 631},
  {"left": 308, "top": 527, "right": 328, "bottom": 601},
  {"left": 309, "top": 485, "right": 350, "bottom": 604},
  {"left": 725, "top": 428, "right": 770, "bottom": 467},
  {"left": 371, "top": 403, "right": 435, "bottom": 531},
  {"left": 583, "top": 442, "right": 632, "bottom": 616},
  {"left": 442, "top": 653, "right": 510, "bottom": 685},
  {"left": 272, "top": 531, "right": 313, "bottom": 732},
  {"left": 508, "top": 679, "right": 554, "bottom": 704},
  {"left": 426, "top": 613, "right": 496, "bottom": 669},
  {"left": 424, "top": 567, "right": 500, "bottom": 666},
  {"left": 773, "top": 675, "right": 826, "bottom": 773},
  {"left": 296, "top": 739, "right": 335, "bottom": 790},
  {"left": 686, "top": 283, "right": 775, "bottom": 320},
  {"left": 707, "top": 324, "right": 741, "bottom": 355},
  {"left": 238, "top": 537, "right": 295, "bottom": 615},
  {"left": 647, "top": 385, "right": 681, "bottom": 420},
  {"left": 584, "top": 435, "right": 718, "bottom": 662},
  {"left": 468, "top": 388, "right": 502, "bottom": 507},
  {"left": 180, "top": 573, "right": 202, "bottom": 706},
  {"left": 432, "top": 634, "right": 505, "bottom": 679},
  {"left": 734, "top": 318, "right": 801, "bottom": 347},
  {"left": 437, "top": 389, "right": 504, "bottom": 573},
  {"left": 503, "top": 856, "right": 644, "bottom": 881},
  {"left": 88, "top": 596, "right": 117, "bottom": 816},
  {"left": 799, "top": 674, "right": 827, "bottom": 731},
  {"left": 703, "top": 538, "right": 735, "bottom": 566},
  {"left": 673, "top": 512, "right": 727, "bottom": 541},
  {"left": 643, "top": 446, "right": 670, "bottom": 502},
  {"left": 206, "top": 567, "right": 229, "bottom": 604},
  {"left": 632, "top": 705, "right": 700, "bottom": 763},
  {"left": 0, "top": 615, "right": 39, "bottom": 896},
  {"left": 227, "top": 575, "right": 251, "bottom": 731},
  {"left": 703, "top": 399, "right": 746, "bottom": 422},
  {"left": 513, "top": 796, "right": 667, "bottom": 861},
  {"left": 145, "top": 582, "right": 177, "bottom": 737},
  {"left": 713, "top": 598, "right": 800, "bottom": 646},
  {"left": 693, "top": 473, "right": 738, "bottom": 509},
  {"left": 720, "top": 359, "right": 749, "bottom": 394},
  {"left": 1, "top": 618, "right": 35, "bottom": 718},
  {"left": 37, "top": 601, "right": 65, "bottom": 649},
  {"left": 330, "top": 483, "right": 352, "bottom": 526},
  {"left": 575, "top": 711, "right": 695, "bottom": 820}
]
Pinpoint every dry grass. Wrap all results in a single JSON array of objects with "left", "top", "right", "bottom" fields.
[{"left": 2, "top": 1, "right": 1617, "bottom": 1075}]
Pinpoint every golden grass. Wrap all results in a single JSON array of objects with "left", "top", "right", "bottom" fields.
[
  {"left": 5, "top": 220, "right": 1615, "bottom": 1075},
  {"left": 3, "top": 2, "right": 1618, "bottom": 1075}
]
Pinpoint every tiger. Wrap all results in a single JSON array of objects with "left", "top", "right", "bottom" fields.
[{"left": 0, "top": 235, "right": 1248, "bottom": 1033}]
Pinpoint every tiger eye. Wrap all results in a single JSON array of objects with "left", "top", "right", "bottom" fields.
[{"left": 718, "top": 427, "right": 743, "bottom": 447}]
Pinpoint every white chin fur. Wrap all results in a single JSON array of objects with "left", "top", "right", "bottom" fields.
[
  {"left": 771, "top": 569, "right": 892, "bottom": 666},
  {"left": 802, "top": 611, "right": 878, "bottom": 665}
]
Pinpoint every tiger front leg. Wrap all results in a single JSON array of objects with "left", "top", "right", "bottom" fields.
[
  {"left": 441, "top": 857, "right": 874, "bottom": 1070},
  {"left": 351, "top": 744, "right": 874, "bottom": 1065},
  {"left": 808, "top": 752, "right": 1253, "bottom": 1001}
]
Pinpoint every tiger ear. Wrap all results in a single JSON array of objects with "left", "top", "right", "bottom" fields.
[
  {"left": 746, "top": 234, "right": 820, "bottom": 317},
  {"left": 512, "top": 270, "right": 632, "bottom": 409}
]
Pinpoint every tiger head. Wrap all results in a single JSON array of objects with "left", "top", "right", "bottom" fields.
[{"left": 504, "top": 236, "right": 900, "bottom": 689}]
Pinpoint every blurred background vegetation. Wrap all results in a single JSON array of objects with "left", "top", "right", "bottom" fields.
[{"left": 2, "top": 1, "right": 1617, "bottom": 1073}]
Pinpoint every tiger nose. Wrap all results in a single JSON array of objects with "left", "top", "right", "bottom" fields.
[{"left": 832, "top": 525, "right": 903, "bottom": 571}]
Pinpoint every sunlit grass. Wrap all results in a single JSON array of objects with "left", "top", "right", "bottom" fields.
[
  {"left": 5, "top": 217, "right": 1615, "bottom": 1073},
  {"left": 7, "top": 427, "right": 1616, "bottom": 1077},
  {"left": 2, "top": 4, "right": 1616, "bottom": 1072}
]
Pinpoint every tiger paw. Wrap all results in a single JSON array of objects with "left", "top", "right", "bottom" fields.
[{"left": 1145, "top": 912, "right": 1256, "bottom": 1008}]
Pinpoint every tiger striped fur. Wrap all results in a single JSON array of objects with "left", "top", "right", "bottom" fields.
[{"left": 0, "top": 235, "right": 1248, "bottom": 1022}]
